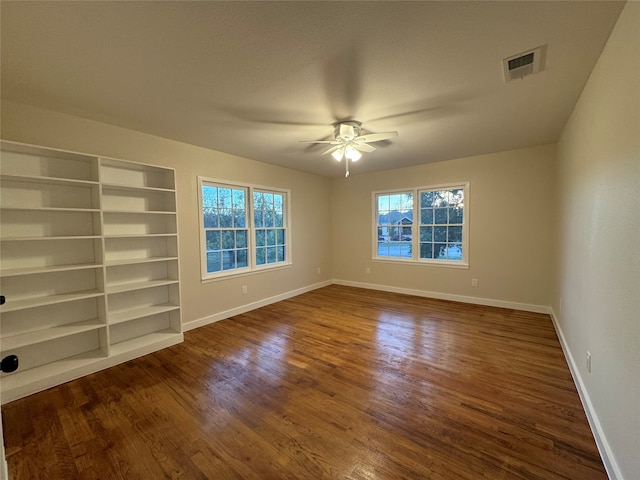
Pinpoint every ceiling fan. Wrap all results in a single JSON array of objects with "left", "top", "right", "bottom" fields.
[{"left": 301, "top": 120, "right": 398, "bottom": 177}]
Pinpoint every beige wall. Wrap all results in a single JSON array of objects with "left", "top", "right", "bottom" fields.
[
  {"left": 554, "top": 2, "right": 640, "bottom": 479},
  {"left": 331, "top": 144, "right": 556, "bottom": 308},
  {"left": 0, "top": 100, "right": 333, "bottom": 327}
]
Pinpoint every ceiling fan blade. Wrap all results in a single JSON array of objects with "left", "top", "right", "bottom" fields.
[
  {"left": 352, "top": 142, "right": 376, "bottom": 153},
  {"left": 355, "top": 131, "right": 398, "bottom": 143},
  {"left": 299, "top": 140, "right": 340, "bottom": 144},
  {"left": 321, "top": 145, "right": 342, "bottom": 155}
]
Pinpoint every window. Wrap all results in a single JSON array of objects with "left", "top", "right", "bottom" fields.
[
  {"left": 253, "top": 190, "right": 287, "bottom": 266},
  {"left": 374, "top": 183, "right": 468, "bottom": 267},
  {"left": 376, "top": 192, "right": 414, "bottom": 258},
  {"left": 199, "top": 178, "right": 290, "bottom": 280}
]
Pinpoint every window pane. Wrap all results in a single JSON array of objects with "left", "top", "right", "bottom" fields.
[
  {"left": 434, "top": 208, "right": 448, "bottom": 224},
  {"left": 206, "top": 230, "right": 221, "bottom": 250},
  {"left": 389, "top": 194, "right": 402, "bottom": 210},
  {"left": 420, "top": 226, "right": 432, "bottom": 242},
  {"left": 253, "top": 192, "right": 264, "bottom": 210},
  {"left": 256, "top": 229, "right": 265, "bottom": 247},
  {"left": 265, "top": 212, "right": 274, "bottom": 228},
  {"left": 449, "top": 207, "right": 463, "bottom": 224},
  {"left": 377, "top": 242, "right": 389, "bottom": 256},
  {"left": 378, "top": 195, "right": 389, "bottom": 212},
  {"left": 203, "top": 207, "right": 218, "bottom": 228},
  {"left": 256, "top": 247, "right": 266, "bottom": 265},
  {"left": 232, "top": 189, "right": 245, "bottom": 209},
  {"left": 221, "top": 230, "right": 235, "bottom": 249},
  {"left": 447, "top": 243, "right": 462, "bottom": 260},
  {"left": 420, "top": 191, "right": 434, "bottom": 207},
  {"left": 274, "top": 213, "right": 284, "bottom": 228},
  {"left": 450, "top": 189, "right": 463, "bottom": 206},
  {"left": 254, "top": 210, "right": 264, "bottom": 228},
  {"left": 274, "top": 194, "right": 283, "bottom": 211},
  {"left": 202, "top": 186, "right": 218, "bottom": 207},
  {"left": 434, "top": 243, "right": 447, "bottom": 259},
  {"left": 401, "top": 193, "right": 413, "bottom": 210},
  {"left": 434, "top": 226, "right": 447, "bottom": 242},
  {"left": 219, "top": 188, "right": 232, "bottom": 209},
  {"left": 233, "top": 209, "right": 246, "bottom": 228},
  {"left": 420, "top": 243, "right": 433, "bottom": 259},
  {"left": 267, "top": 229, "right": 276, "bottom": 246},
  {"left": 222, "top": 250, "right": 236, "bottom": 270},
  {"left": 267, "top": 246, "right": 277, "bottom": 263},
  {"left": 219, "top": 209, "right": 232, "bottom": 227},
  {"left": 421, "top": 208, "right": 433, "bottom": 224},
  {"left": 207, "top": 251, "right": 221, "bottom": 272},
  {"left": 276, "top": 229, "right": 285, "bottom": 245},
  {"left": 448, "top": 226, "right": 462, "bottom": 243},
  {"left": 236, "top": 230, "right": 247, "bottom": 248},
  {"left": 237, "top": 249, "right": 248, "bottom": 268},
  {"left": 277, "top": 246, "right": 285, "bottom": 262}
]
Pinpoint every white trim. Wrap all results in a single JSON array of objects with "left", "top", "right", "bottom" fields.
[
  {"left": 182, "top": 280, "right": 332, "bottom": 331},
  {"left": 332, "top": 279, "right": 550, "bottom": 314},
  {"left": 549, "top": 309, "right": 622, "bottom": 480}
]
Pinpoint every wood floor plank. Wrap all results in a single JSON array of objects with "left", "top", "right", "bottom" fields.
[{"left": 2, "top": 285, "right": 607, "bottom": 479}]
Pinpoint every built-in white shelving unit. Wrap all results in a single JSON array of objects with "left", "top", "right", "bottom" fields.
[{"left": 0, "top": 140, "right": 183, "bottom": 403}]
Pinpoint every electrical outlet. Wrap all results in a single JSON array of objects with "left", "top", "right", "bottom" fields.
[
  {"left": 586, "top": 351, "right": 592, "bottom": 373},
  {"left": 471, "top": 278, "right": 478, "bottom": 287},
  {"left": 365, "top": 267, "right": 371, "bottom": 274},
  {"left": 242, "top": 285, "right": 247, "bottom": 295}
]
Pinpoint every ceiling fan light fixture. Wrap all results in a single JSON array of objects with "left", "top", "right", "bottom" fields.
[
  {"left": 302, "top": 120, "right": 398, "bottom": 176},
  {"left": 345, "top": 145, "right": 362, "bottom": 161}
]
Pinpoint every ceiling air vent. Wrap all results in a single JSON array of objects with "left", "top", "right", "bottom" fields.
[{"left": 502, "top": 46, "right": 545, "bottom": 82}]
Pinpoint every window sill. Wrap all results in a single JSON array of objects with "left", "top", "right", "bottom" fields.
[
  {"left": 372, "top": 257, "right": 469, "bottom": 270},
  {"left": 201, "top": 262, "right": 292, "bottom": 283}
]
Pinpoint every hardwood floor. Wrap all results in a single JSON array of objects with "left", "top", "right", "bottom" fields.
[{"left": 2, "top": 285, "right": 606, "bottom": 479}]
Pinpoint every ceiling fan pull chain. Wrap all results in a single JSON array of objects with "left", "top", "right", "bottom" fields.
[{"left": 345, "top": 158, "right": 350, "bottom": 177}]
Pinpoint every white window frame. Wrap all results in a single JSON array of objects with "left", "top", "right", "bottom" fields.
[
  {"left": 372, "top": 182, "right": 469, "bottom": 268},
  {"left": 198, "top": 177, "right": 292, "bottom": 281}
]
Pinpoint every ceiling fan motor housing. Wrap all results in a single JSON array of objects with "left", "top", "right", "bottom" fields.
[{"left": 334, "top": 121, "right": 362, "bottom": 141}]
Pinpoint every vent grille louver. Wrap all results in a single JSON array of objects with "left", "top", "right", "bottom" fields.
[{"left": 503, "top": 46, "right": 545, "bottom": 82}]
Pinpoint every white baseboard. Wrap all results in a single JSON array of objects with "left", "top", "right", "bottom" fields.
[
  {"left": 332, "top": 279, "right": 551, "bottom": 314},
  {"left": 182, "top": 280, "right": 332, "bottom": 332},
  {"left": 549, "top": 309, "right": 622, "bottom": 480}
]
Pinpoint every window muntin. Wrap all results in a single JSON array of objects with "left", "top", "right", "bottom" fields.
[
  {"left": 373, "top": 183, "right": 468, "bottom": 267},
  {"left": 199, "top": 178, "right": 290, "bottom": 280}
]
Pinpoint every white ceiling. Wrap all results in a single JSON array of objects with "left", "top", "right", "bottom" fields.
[{"left": 1, "top": 1, "right": 625, "bottom": 177}]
